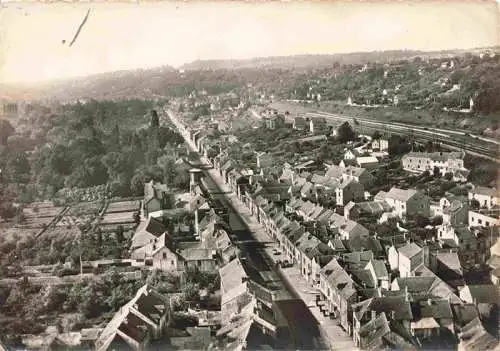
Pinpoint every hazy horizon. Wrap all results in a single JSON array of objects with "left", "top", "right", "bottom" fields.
[{"left": 1, "top": 1, "right": 498, "bottom": 84}]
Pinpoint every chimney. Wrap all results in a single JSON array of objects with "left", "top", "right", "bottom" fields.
[
  {"left": 404, "top": 286, "right": 409, "bottom": 302},
  {"left": 390, "top": 311, "right": 396, "bottom": 320},
  {"left": 427, "top": 298, "right": 432, "bottom": 306},
  {"left": 371, "top": 310, "right": 377, "bottom": 321}
]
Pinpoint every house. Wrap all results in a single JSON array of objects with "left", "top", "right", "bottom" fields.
[
  {"left": 468, "top": 209, "right": 500, "bottom": 228},
  {"left": 437, "top": 194, "right": 469, "bottom": 226},
  {"left": 131, "top": 232, "right": 181, "bottom": 271},
  {"left": 264, "top": 114, "right": 285, "bottom": 130},
  {"left": 342, "top": 166, "right": 375, "bottom": 189},
  {"left": 459, "top": 284, "right": 500, "bottom": 305},
  {"left": 95, "top": 285, "right": 169, "bottom": 351},
  {"left": 488, "top": 254, "right": 500, "bottom": 285},
  {"left": 294, "top": 232, "right": 334, "bottom": 282},
  {"left": 256, "top": 152, "right": 274, "bottom": 169},
  {"left": 339, "top": 158, "right": 358, "bottom": 168},
  {"left": 355, "top": 312, "right": 418, "bottom": 350},
  {"left": 293, "top": 116, "right": 308, "bottom": 130},
  {"left": 343, "top": 201, "right": 391, "bottom": 221},
  {"left": 401, "top": 151, "right": 468, "bottom": 180},
  {"left": 388, "top": 242, "right": 424, "bottom": 277},
  {"left": 219, "top": 258, "right": 253, "bottom": 325},
  {"left": 381, "top": 187, "right": 430, "bottom": 218},
  {"left": 179, "top": 246, "right": 218, "bottom": 272},
  {"left": 309, "top": 117, "right": 327, "bottom": 134},
  {"left": 372, "top": 139, "right": 389, "bottom": 151},
  {"left": 469, "top": 186, "right": 498, "bottom": 209},
  {"left": 391, "top": 266, "right": 462, "bottom": 304},
  {"left": 458, "top": 317, "right": 500, "bottom": 351},
  {"left": 318, "top": 258, "right": 358, "bottom": 333},
  {"left": 352, "top": 295, "right": 413, "bottom": 346},
  {"left": 437, "top": 225, "right": 477, "bottom": 250},
  {"left": 143, "top": 180, "right": 174, "bottom": 218},
  {"left": 344, "top": 149, "right": 362, "bottom": 160},
  {"left": 131, "top": 216, "right": 167, "bottom": 250},
  {"left": 355, "top": 156, "right": 379, "bottom": 169},
  {"left": 410, "top": 299, "right": 454, "bottom": 339},
  {"left": 364, "top": 259, "right": 390, "bottom": 290},
  {"left": 337, "top": 220, "right": 370, "bottom": 241},
  {"left": 335, "top": 179, "right": 364, "bottom": 206}
]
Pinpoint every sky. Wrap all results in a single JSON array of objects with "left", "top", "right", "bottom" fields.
[{"left": 0, "top": 1, "right": 498, "bottom": 84}]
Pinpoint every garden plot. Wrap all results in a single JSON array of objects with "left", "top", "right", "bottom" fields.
[
  {"left": 0, "top": 225, "right": 39, "bottom": 243},
  {"left": 105, "top": 200, "right": 141, "bottom": 213},
  {"left": 99, "top": 223, "right": 137, "bottom": 233},
  {"left": 23, "top": 202, "right": 65, "bottom": 219},
  {"left": 56, "top": 214, "right": 94, "bottom": 228},
  {"left": 66, "top": 201, "right": 103, "bottom": 217},
  {"left": 101, "top": 211, "right": 136, "bottom": 225},
  {"left": 38, "top": 225, "right": 81, "bottom": 241}
]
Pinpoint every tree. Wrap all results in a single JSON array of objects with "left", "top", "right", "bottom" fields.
[
  {"left": 116, "top": 225, "right": 124, "bottom": 243},
  {"left": 371, "top": 130, "right": 382, "bottom": 140},
  {"left": 0, "top": 119, "right": 15, "bottom": 145},
  {"left": 150, "top": 109, "right": 160, "bottom": 128},
  {"left": 433, "top": 166, "right": 441, "bottom": 178},
  {"left": 336, "top": 122, "right": 356, "bottom": 143}
]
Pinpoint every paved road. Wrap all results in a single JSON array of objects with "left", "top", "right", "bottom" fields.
[{"left": 166, "top": 108, "right": 331, "bottom": 350}]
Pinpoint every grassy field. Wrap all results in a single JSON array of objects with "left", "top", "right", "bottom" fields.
[{"left": 105, "top": 200, "right": 141, "bottom": 213}]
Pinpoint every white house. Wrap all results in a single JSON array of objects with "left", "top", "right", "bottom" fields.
[
  {"left": 468, "top": 209, "right": 500, "bottom": 228},
  {"left": 355, "top": 156, "right": 379, "bottom": 169},
  {"left": 372, "top": 139, "right": 388, "bottom": 151},
  {"left": 401, "top": 151, "right": 468, "bottom": 180},
  {"left": 469, "top": 186, "right": 498, "bottom": 209},
  {"left": 388, "top": 242, "right": 424, "bottom": 277},
  {"left": 380, "top": 187, "right": 430, "bottom": 218}
]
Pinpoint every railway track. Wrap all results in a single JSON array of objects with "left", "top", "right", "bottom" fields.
[{"left": 305, "top": 111, "right": 499, "bottom": 163}]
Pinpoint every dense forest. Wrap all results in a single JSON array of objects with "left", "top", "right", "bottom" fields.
[{"left": 0, "top": 99, "right": 188, "bottom": 211}]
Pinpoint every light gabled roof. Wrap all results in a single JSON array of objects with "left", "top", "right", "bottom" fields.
[
  {"left": 385, "top": 187, "right": 418, "bottom": 202},
  {"left": 397, "top": 242, "right": 422, "bottom": 258},
  {"left": 320, "top": 258, "right": 357, "bottom": 300},
  {"left": 472, "top": 186, "right": 497, "bottom": 197},
  {"left": 219, "top": 258, "right": 248, "bottom": 294},
  {"left": 356, "top": 156, "right": 379, "bottom": 164},
  {"left": 96, "top": 285, "right": 168, "bottom": 351}
]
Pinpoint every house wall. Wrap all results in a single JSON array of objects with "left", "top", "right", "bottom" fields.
[
  {"left": 459, "top": 287, "right": 474, "bottom": 304},
  {"left": 184, "top": 259, "right": 216, "bottom": 272},
  {"left": 399, "top": 251, "right": 424, "bottom": 277},
  {"left": 469, "top": 192, "right": 498, "bottom": 209},
  {"left": 221, "top": 289, "right": 253, "bottom": 325},
  {"left": 145, "top": 198, "right": 162, "bottom": 217},
  {"left": 445, "top": 205, "right": 469, "bottom": 227},
  {"left": 388, "top": 246, "right": 399, "bottom": 271},
  {"left": 407, "top": 193, "right": 430, "bottom": 217},
  {"left": 469, "top": 211, "right": 500, "bottom": 228},
  {"left": 153, "top": 247, "right": 180, "bottom": 271}
]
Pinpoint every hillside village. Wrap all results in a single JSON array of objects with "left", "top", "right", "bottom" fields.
[{"left": 0, "top": 49, "right": 499, "bottom": 351}]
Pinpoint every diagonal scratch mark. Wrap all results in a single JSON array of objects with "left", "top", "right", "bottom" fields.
[{"left": 69, "top": 8, "right": 91, "bottom": 47}]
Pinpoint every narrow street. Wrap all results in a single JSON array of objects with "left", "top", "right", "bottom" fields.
[{"left": 165, "top": 108, "right": 358, "bottom": 350}]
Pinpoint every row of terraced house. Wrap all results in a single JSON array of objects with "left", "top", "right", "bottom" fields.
[{"left": 206, "top": 147, "right": 500, "bottom": 349}]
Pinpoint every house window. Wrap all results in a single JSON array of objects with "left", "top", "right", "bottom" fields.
[
  {"left": 478, "top": 219, "right": 482, "bottom": 224},
  {"left": 163, "top": 252, "right": 167, "bottom": 259},
  {"left": 485, "top": 221, "right": 490, "bottom": 227},
  {"left": 171, "top": 260, "right": 174, "bottom": 266},
  {"left": 197, "top": 260, "right": 202, "bottom": 267}
]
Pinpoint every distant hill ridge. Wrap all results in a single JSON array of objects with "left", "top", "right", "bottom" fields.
[
  {"left": 1, "top": 47, "right": 498, "bottom": 101},
  {"left": 179, "top": 47, "right": 500, "bottom": 70}
]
